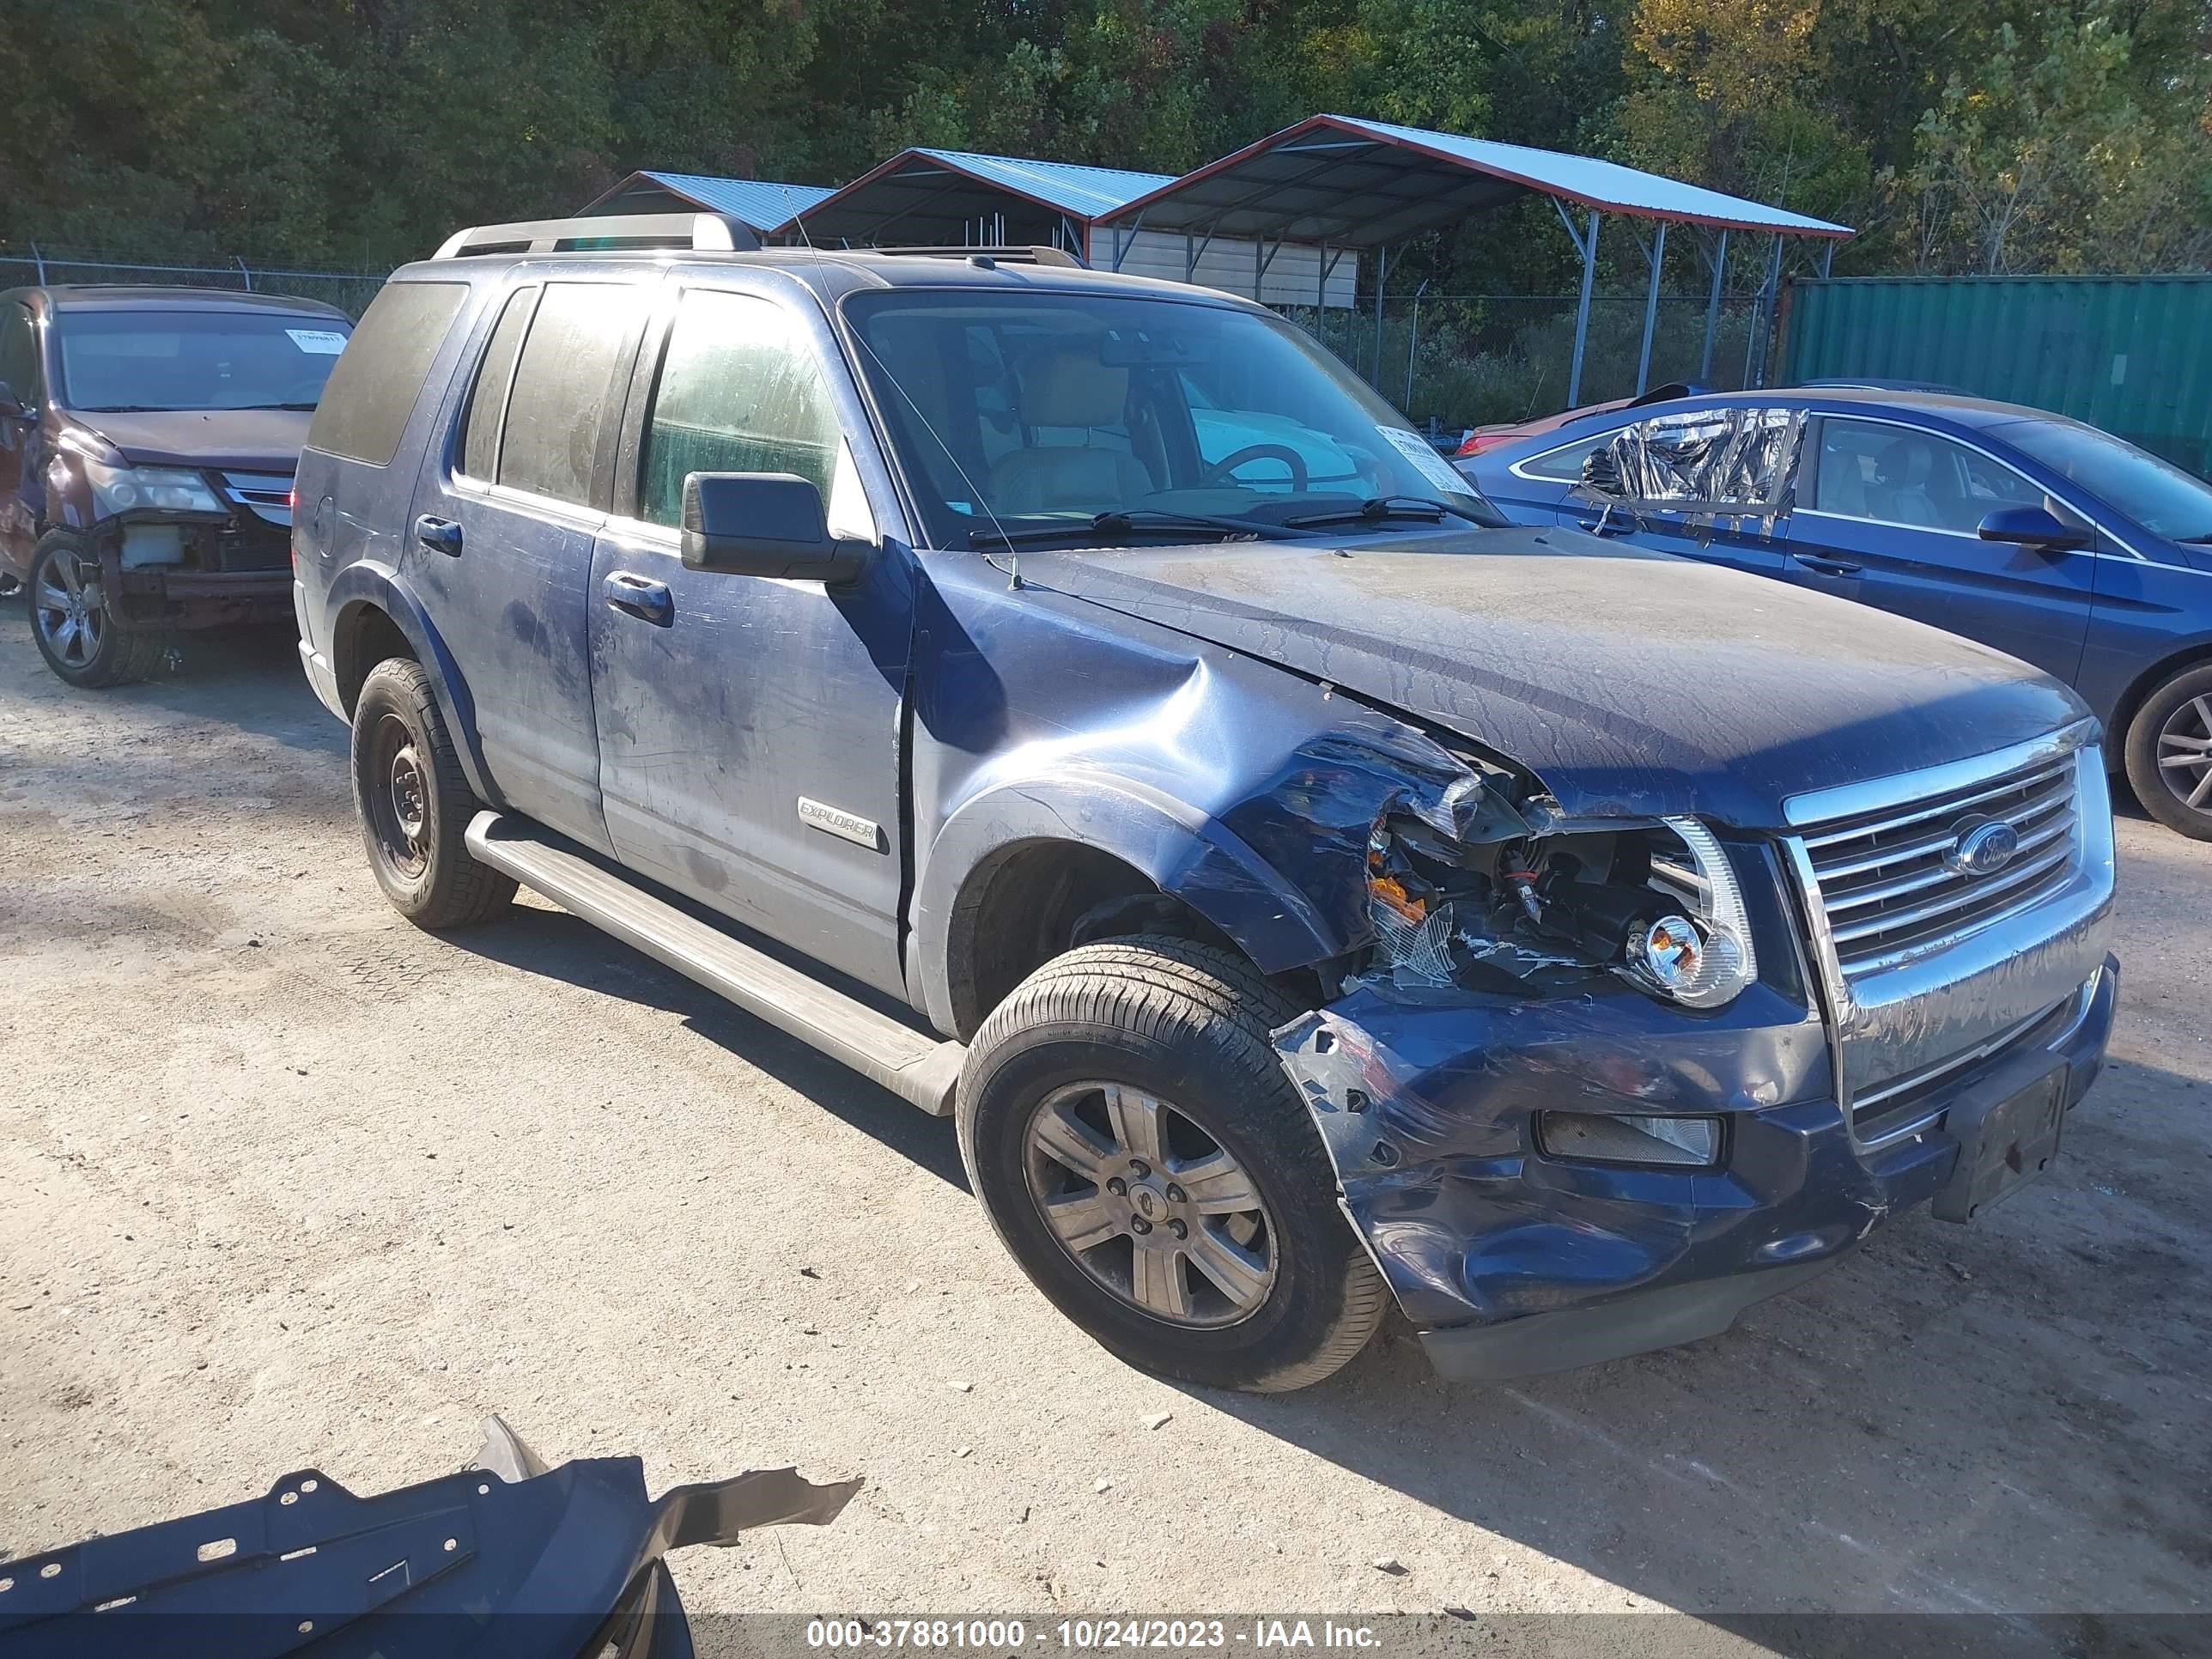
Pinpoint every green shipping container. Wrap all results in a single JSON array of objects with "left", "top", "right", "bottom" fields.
[{"left": 1779, "top": 274, "right": 2212, "bottom": 476}]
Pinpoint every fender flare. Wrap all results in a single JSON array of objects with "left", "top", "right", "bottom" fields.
[
  {"left": 911, "top": 770, "right": 1351, "bottom": 1037},
  {"left": 325, "top": 561, "right": 498, "bottom": 805}
]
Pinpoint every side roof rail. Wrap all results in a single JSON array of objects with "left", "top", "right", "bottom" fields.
[
  {"left": 849, "top": 245, "right": 1091, "bottom": 270},
  {"left": 432, "top": 213, "right": 763, "bottom": 260}
]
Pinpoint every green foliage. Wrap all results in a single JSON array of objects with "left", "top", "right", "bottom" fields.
[
  {"left": 2, "top": 0, "right": 2203, "bottom": 279},
  {"left": 1901, "top": 5, "right": 2212, "bottom": 273}
]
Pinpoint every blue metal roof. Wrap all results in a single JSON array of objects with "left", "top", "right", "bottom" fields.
[
  {"left": 1103, "top": 113, "right": 1852, "bottom": 244},
  {"left": 1332, "top": 118, "right": 1850, "bottom": 235},
  {"left": 906, "top": 150, "right": 1175, "bottom": 220},
  {"left": 638, "top": 171, "right": 836, "bottom": 231}
]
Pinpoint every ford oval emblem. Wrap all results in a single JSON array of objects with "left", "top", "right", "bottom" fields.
[{"left": 1946, "top": 818, "right": 2021, "bottom": 878}]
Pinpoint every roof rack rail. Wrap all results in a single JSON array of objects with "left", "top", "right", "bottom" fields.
[
  {"left": 856, "top": 245, "right": 1091, "bottom": 270},
  {"left": 432, "top": 212, "right": 762, "bottom": 260}
]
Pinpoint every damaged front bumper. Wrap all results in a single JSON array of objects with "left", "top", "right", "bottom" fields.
[
  {"left": 100, "top": 515, "right": 295, "bottom": 631},
  {"left": 1275, "top": 955, "right": 2118, "bottom": 1383}
]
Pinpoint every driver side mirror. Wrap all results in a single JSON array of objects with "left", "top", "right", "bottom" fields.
[
  {"left": 1978, "top": 504, "right": 2090, "bottom": 552},
  {"left": 681, "top": 472, "right": 873, "bottom": 584}
]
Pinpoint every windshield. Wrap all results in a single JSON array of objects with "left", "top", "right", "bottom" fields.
[
  {"left": 842, "top": 289, "right": 1492, "bottom": 547},
  {"left": 56, "top": 309, "right": 351, "bottom": 413},
  {"left": 1996, "top": 417, "right": 2212, "bottom": 541}
]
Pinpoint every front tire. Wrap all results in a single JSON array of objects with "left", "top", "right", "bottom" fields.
[
  {"left": 958, "top": 936, "right": 1387, "bottom": 1393},
  {"left": 349, "top": 658, "right": 516, "bottom": 928},
  {"left": 27, "top": 532, "right": 167, "bottom": 688},
  {"left": 2124, "top": 662, "right": 2212, "bottom": 840}
]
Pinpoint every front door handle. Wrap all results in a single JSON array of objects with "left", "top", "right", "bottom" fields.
[
  {"left": 602, "top": 570, "right": 673, "bottom": 624},
  {"left": 1575, "top": 517, "right": 1632, "bottom": 538},
  {"left": 1792, "top": 552, "right": 1863, "bottom": 577},
  {"left": 415, "top": 514, "right": 463, "bottom": 556}
]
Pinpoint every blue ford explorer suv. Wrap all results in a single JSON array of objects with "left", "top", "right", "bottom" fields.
[
  {"left": 1462, "top": 386, "right": 2212, "bottom": 841},
  {"left": 291, "top": 214, "right": 2118, "bottom": 1391}
]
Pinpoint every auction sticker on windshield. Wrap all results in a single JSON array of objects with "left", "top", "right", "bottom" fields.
[
  {"left": 286, "top": 328, "right": 349, "bottom": 355},
  {"left": 1377, "top": 426, "right": 1472, "bottom": 496}
]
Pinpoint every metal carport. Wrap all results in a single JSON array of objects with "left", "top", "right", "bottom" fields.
[
  {"left": 580, "top": 170, "right": 836, "bottom": 239},
  {"left": 793, "top": 149, "right": 1174, "bottom": 258},
  {"left": 1096, "top": 113, "right": 1854, "bottom": 401}
]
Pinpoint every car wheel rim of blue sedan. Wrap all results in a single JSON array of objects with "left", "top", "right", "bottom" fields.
[{"left": 2159, "top": 695, "right": 2212, "bottom": 814}]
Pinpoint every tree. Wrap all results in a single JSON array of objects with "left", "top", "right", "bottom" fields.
[{"left": 1903, "top": 5, "right": 2212, "bottom": 273}]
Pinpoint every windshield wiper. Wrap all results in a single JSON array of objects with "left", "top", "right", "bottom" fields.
[
  {"left": 968, "top": 508, "right": 1299, "bottom": 550},
  {"left": 2176, "top": 532, "right": 2212, "bottom": 545},
  {"left": 237, "top": 402, "right": 321, "bottom": 411},
  {"left": 1282, "top": 494, "right": 1502, "bottom": 530}
]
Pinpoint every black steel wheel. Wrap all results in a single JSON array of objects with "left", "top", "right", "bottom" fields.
[{"left": 349, "top": 657, "right": 516, "bottom": 927}]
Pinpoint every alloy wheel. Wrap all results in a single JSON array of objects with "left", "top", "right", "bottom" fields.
[
  {"left": 1023, "top": 1080, "right": 1278, "bottom": 1328},
  {"left": 2157, "top": 694, "right": 2212, "bottom": 817},
  {"left": 32, "top": 550, "right": 106, "bottom": 670}
]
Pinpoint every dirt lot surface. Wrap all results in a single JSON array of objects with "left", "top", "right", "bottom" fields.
[{"left": 3, "top": 612, "right": 2207, "bottom": 1631}]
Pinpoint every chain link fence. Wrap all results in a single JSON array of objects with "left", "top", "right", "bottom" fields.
[
  {"left": 0, "top": 245, "right": 389, "bottom": 318},
  {"left": 1280, "top": 292, "right": 1778, "bottom": 434}
]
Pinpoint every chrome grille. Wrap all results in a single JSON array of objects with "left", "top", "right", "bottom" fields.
[
  {"left": 220, "top": 470, "right": 294, "bottom": 527},
  {"left": 1798, "top": 751, "right": 2080, "bottom": 976}
]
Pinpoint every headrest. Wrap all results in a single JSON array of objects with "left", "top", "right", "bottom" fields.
[
  {"left": 1874, "top": 438, "right": 1930, "bottom": 486},
  {"left": 1014, "top": 346, "right": 1128, "bottom": 428}
]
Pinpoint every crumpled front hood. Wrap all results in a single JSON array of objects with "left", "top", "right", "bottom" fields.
[
  {"left": 69, "top": 407, "right": 311, "bottom": 472},
  {"left": 1018, "top": 528, "right": 2089, "bottom": 829}
]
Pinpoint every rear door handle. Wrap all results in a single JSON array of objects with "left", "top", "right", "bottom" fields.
[
  {"left": 602, "top": 570, "right": 673, "bottom": 624},
  {"left": 1793, "top": 553, "right": 1862, "bottom": 577},
  {"left": 415, "top": 514, "right": 463, "bottom": 556}
]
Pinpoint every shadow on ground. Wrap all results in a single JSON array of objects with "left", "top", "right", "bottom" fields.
[{"left": 450, "top": 903, "right": 971, "bottom": 1191}]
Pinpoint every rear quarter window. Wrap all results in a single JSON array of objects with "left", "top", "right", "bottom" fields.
[
  {"left": 1518, "top": 428, "right": 1623, "bottom": 481},
  {"left": 306, "top": 281, "right": 469, "bottom": 465}
]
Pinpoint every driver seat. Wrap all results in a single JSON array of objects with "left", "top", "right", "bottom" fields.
[{"left": 988, "top": 349, "right": 1153, "bottom": 515}]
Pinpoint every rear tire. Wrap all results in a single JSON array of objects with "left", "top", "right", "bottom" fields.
[
  {"left": 2123, "top": 663, "right": 2212, "bottom": 841},
  {"left": 957, "top": 935, "right": 1387, "bottom": 1393},
  {"left": 27, "top": 532, "right": 167, "bottom": 689},
  {"left": 349, "top": 657, "right": 516, "bottom": 928}
]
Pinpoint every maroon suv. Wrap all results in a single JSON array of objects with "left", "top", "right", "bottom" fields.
[{"left": 0, "top": 285, "right": 351, "bottom": 687}]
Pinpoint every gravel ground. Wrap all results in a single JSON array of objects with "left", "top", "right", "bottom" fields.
[{"left": 2, "top": 612, "right": 2207, "bottom": 1627}]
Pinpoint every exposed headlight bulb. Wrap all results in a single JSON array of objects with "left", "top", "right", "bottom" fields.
[
  {"left": 1625, "top": 820, "right": 1757, "bottom": 1009},
  {"left": 1631, "top": 914, "right": 1705, "bottom": 990}
]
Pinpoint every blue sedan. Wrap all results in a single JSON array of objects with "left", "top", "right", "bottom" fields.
[{"left": 1461, "top": 388, "right": 2212, "bottom": 839}]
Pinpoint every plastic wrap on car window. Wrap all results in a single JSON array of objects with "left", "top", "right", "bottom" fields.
[{"left": 1589, "top": 406, "right": 1807, "bottom": 522}]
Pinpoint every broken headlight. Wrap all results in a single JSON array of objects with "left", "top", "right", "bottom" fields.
[
  {"left": 1623, "top": 817, "right": 1756, "bottom": 1009},
  {"left": 1362, "top": 811, "right": 1757, "bottom": 1008},
  {"left": 85, "top": 457, "right": 224, "bottom": 520}
]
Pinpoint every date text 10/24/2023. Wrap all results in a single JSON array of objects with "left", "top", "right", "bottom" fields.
[{"left": 804, "top": 1621, "right": 1383, "bottom": 1650}]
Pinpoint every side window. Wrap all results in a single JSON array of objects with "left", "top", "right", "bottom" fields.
[
  {"left": 306, "top": 281, "right": 468, "bottom": 465},
  {"left": 637, "top": 289, "right": 845, "bottom": 528},
  {"left": 497, "top": 281, "right": 648, "bottom": 508},
  {"left": 459, "top": 286, "right": 537, "bottom": 481},
  {"left": 1520, "top": 428, "right": 1623, "bottom": 482},
  {"left": 0, "top": 303, "right": 39, "bottom": 403},
  {"left": 1814, "top": 418, "right": 2041, "bottom": 534}
]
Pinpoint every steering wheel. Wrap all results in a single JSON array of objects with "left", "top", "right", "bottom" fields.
[{"left": 1200, "top": 443, "right": 1309, "bottom": 491}]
